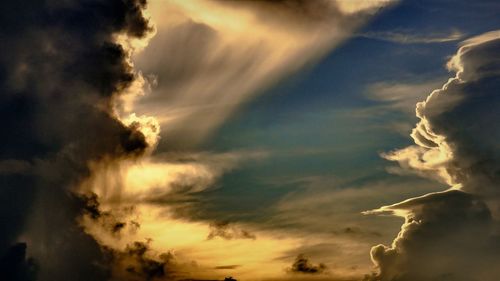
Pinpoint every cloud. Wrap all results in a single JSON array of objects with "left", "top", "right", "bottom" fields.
[
  {"left": 0, "top": 159, "right": 32, "bottom": 175},
  {"left": 80, "top": 198, "right": 304, "bottom": 281},
  {"left": 0, "top": 1, "right": 397, "bottom": 280},
  {"left": 132, "top": 0, "right": 395, "bottom": 149},
  {"left": 207, "top": 222, "right": 256, "bottom": 241},
  {"left": 366, "top": 31, "right": 500, "bottom": 280},
  {"left": 73, "top": 1, "right": 395, "bottom": 274},
  {"left": 0, "top": 243, "right": 37, "bottom": 281},
  {"left": 365, "top": 190, "right": 500, "bottom": 281},
  {"left": 79, "top": 150, "right": 267, "bottom": 206},
  {"left": 332, "top": 227, "right": 382, "bottom": 238},
  {"left": 359, "top": 29, "right": 465, "bottom": 44},
  {"left": 268, "top": 175, "right": 445, "bottom": 279},
  {"left": 347, "top": 78, "right": 448, "bottom": 137},
  {"left": 382, "top": 30, "right": 500, "bottom": 196},
  {"left": 0, "top": 0, "right": 156, "bottom": 280},
  {"left": 288, "top": 254, "right": 327, "bottom": 274},
  {"left": 365, "top": 79, "right": 447, "bottom": 115},
  {"left": 107, "top": 241, "right": 173, "bottom": 281},
  {"left": 80, "top": 194, "right": 178, "bottom": 281},
  {"left": 213, "top": 265, "right": 241, "bottom": 270}
]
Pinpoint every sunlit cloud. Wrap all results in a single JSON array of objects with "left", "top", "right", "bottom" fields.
[
  {"left": 132, "top": 0, "right": 396, "bottom": 148},
  {"left": 3, "top": 1, "right": 500, "bottom": 281},
  {"left": 81, "top": 203, "right": 304, "bottom": 281},
  {"left": 77, "top": 1, "right": 398, "bottom": 280}
]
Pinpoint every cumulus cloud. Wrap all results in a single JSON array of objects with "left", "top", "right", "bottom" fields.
[
  {"left": 365, "top": 190, "right": 500, "bottom": 281},
  {"left": 366, "top": 31, "right": 500, "bottom": 281},
  {"left": 382, "top": 30, "right": 500, "bottom": 197}
]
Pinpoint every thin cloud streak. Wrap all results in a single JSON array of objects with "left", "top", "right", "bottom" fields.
[{"left": 359, "top": 29, "right": 465, "bottom": 44}]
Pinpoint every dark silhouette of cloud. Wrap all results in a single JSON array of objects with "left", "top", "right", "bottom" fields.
[
  {"left": 0, "top": 0, "right": 153, "bottom": 280},
  {"left": 108, "top": 241, "right": 173, "bottom": 281},
  {"left": 288, "top": 254, "right": 327, "bottom": 274},
  {"left": 0, "top": 243, "right": 37, "bottom": 281}
]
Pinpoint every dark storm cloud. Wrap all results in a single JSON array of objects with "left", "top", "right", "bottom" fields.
[
  {"left": 288, "top": 254, "right": 327, "bottom": 274},
  {"left": 0, "top": 243, "right": 37, "bottom": 281},
  {"left": 82, "top": 193, "right": 140, "bottom": 236},
  {"left": 81, "top": 195, "right": 175, "bottom": 281},
  {"left": 0, "top": 0, "right": 153, "bottom": 280},
  {"left": 367, "top": 31, "right": 500, "bottom": 281},
  {"left": 108, "top": 241, "right": 172, "bottom": 281}
]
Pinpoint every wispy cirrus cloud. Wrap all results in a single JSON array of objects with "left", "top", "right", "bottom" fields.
[
  {"left": 359, "top": 29, "right": 465, "bottom": 44},
  {"left": 366, "top": 79, "right": 447, "bottom": 114}
]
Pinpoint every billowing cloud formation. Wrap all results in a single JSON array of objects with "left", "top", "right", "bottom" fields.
[
  {"left": 0, "top": 0, "right": 154, "bottom": 280},
  {"left": 383, "top": 30, "right": 500, "bottom": 196},
  {"left": 366, "top": 31, "right": 500, "bottom": 281}
]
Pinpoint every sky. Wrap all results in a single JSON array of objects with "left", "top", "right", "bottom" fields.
[{"left": 1, "top": 1, "right": 500, "bottom": 281}]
